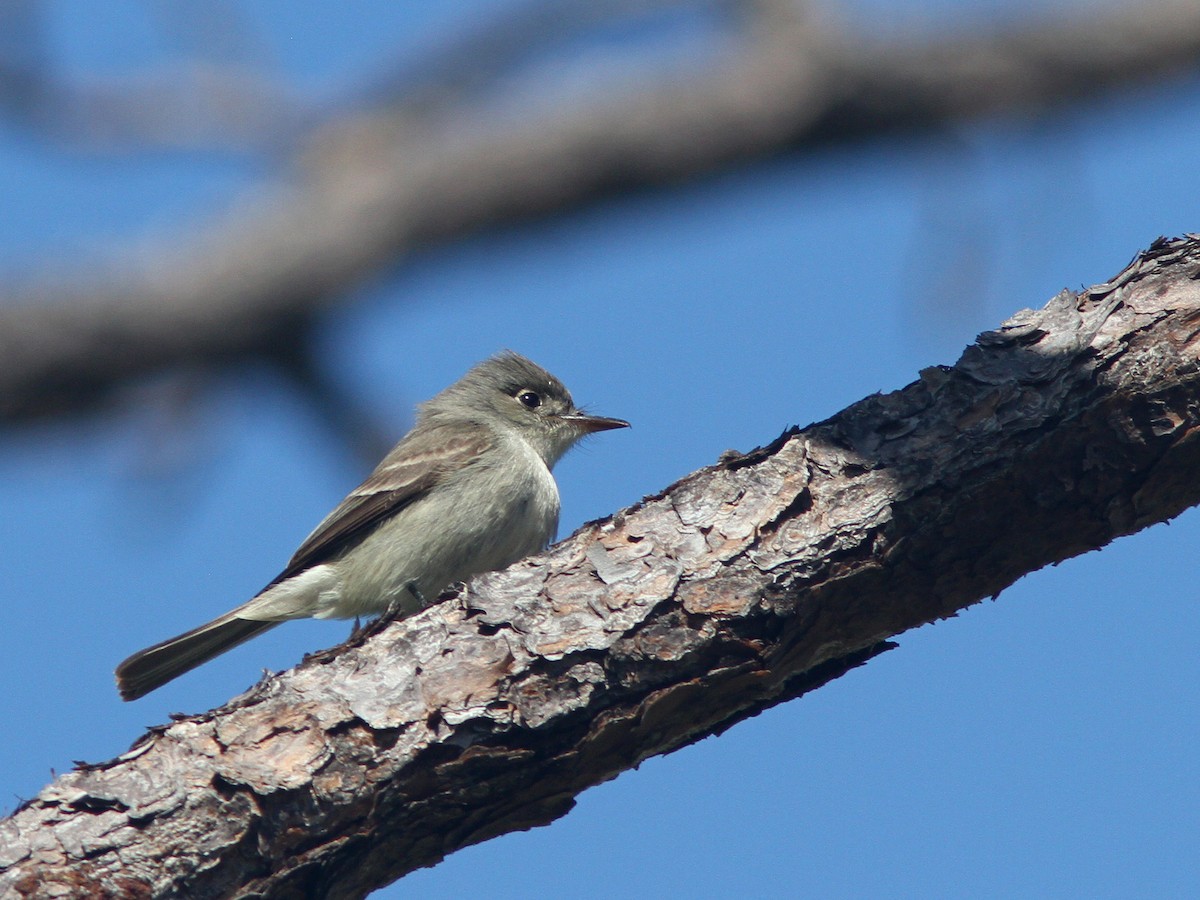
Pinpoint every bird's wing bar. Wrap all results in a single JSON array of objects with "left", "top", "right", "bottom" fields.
[{"left": 267, "top": 425, "right": 493, "bottom": 585}]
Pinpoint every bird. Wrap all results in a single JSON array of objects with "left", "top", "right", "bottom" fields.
[{"left": 115, "top": 351, "right": 628, "bottom": 701}]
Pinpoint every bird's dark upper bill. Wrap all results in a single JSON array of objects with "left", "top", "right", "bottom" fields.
[{"left": 564, "top": 414, "right": 630, "bottom": 434}]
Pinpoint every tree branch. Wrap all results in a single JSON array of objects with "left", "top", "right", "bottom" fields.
[
  {"left": 4, "top": 236, "right": 1200, "bottom": 898},
  {"left": 3, "top": 1, "right": 1200, "bottom": 422}
]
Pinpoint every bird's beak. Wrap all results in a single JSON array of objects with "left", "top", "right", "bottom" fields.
[{"left": 562, "top": 413, "right": 630, "bottom": 434}]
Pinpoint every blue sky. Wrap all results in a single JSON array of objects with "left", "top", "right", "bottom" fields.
[{"left": 2, "top": 3, "right": 1198, "bottom": 897}]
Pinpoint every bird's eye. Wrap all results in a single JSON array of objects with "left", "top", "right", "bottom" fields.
[{"left": 517, "top": 390, "right": 542, "bottom": 409}]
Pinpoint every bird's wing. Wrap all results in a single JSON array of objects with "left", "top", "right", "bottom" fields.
[{"left": 268, "top": 423, "right": 493, "bottom": 585}]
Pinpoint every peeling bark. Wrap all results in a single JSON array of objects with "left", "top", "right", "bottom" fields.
[{"left": 4, "top": 237, "right": 1200, "bottom": 898}]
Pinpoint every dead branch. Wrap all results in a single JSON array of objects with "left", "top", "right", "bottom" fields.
[{"left": 3, "top": 236, "right": 1199, "bottom": 898}]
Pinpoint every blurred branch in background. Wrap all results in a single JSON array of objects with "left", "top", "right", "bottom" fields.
[
  {"left": 0, "top": 0, "right": 299, "bottom": 150},
  {"left": 1, "top": 0, "right": 1198, "bottom": 439}
]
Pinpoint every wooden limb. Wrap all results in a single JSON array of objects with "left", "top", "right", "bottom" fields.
[{"left": 4, "top": 237, "right": 1200, "bottom": 897}]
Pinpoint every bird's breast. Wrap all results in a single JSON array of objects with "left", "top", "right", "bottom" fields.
[{"left": 326, "top": 434, "right": 559, "bottom": 619}]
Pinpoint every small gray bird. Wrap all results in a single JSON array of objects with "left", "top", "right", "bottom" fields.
[{"left": 116, "top": 352, "right": 628, "bottom": 701}]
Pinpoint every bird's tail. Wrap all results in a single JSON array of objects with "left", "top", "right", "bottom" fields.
[{"left": 115, "top": 614, "right": 280, "bottom": 701}]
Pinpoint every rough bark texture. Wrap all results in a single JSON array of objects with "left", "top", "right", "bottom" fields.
[
  {"left": 4, "top": 236, "right": 1200, "bottom": 898},
  {"left": 3, "top": 2, "right": 1200, "bottom": 424}
]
